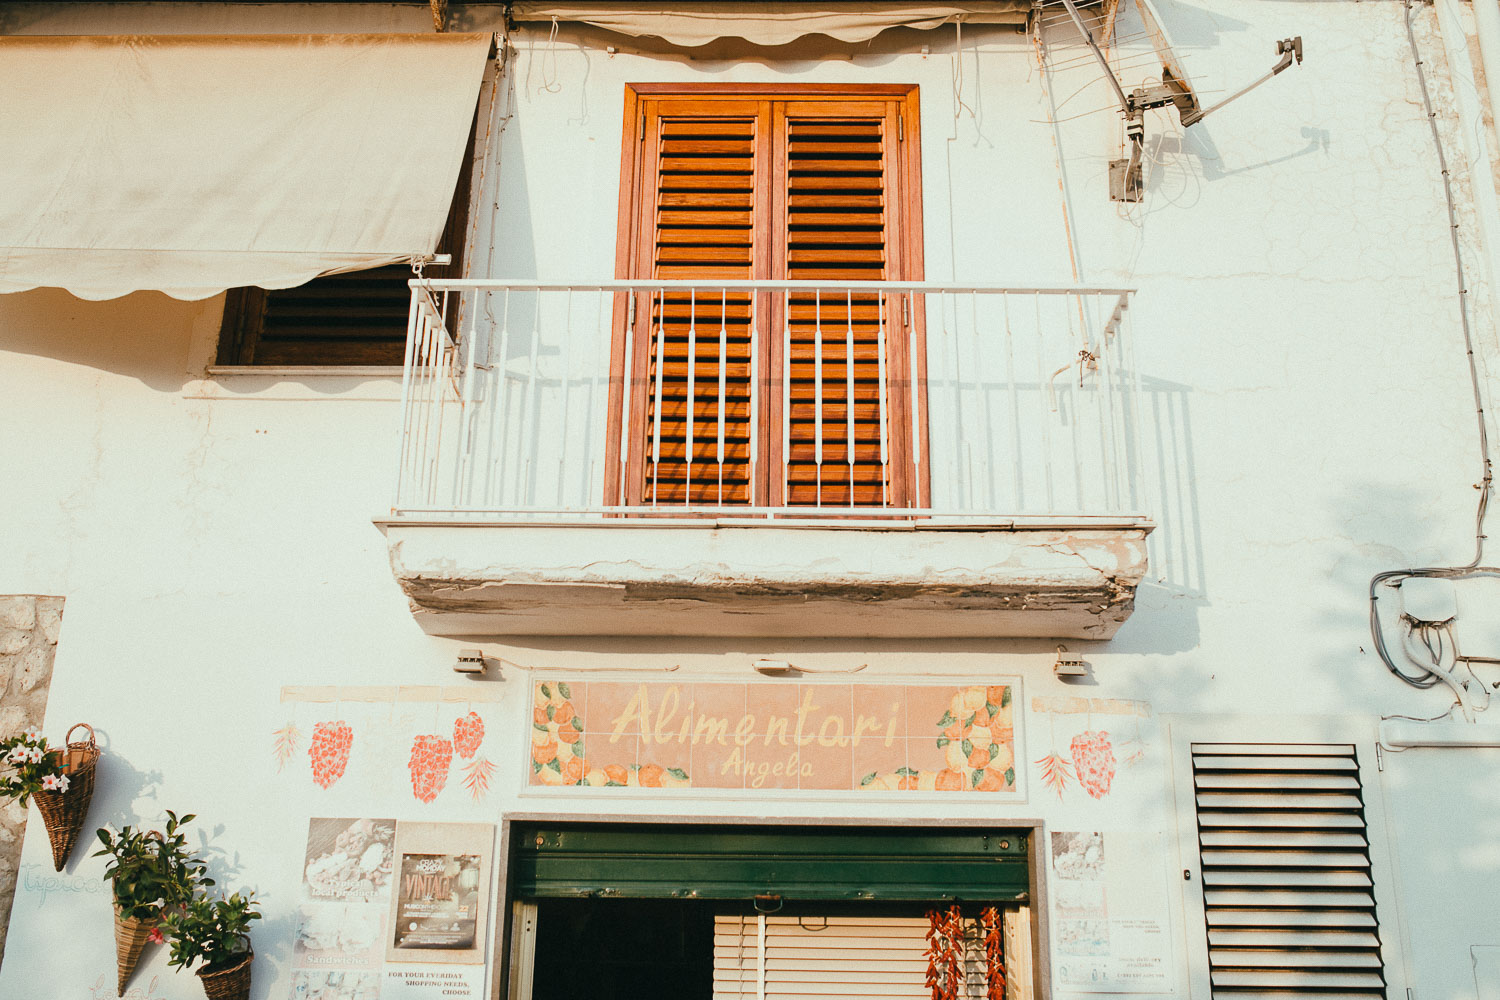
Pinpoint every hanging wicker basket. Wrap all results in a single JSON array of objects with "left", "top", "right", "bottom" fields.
[
  {"left": 196, "top": 948, "right": 253, "bottom": 1000},
  {"left": 113, "top": 905, "right": 157, "bottom": 997},
  {"left": 31, "top": 723, "right": 99, "bottom": 872}
]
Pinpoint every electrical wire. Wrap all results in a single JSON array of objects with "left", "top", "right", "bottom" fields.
[{"left": 1369, "top": 1, "right": 1499, "bottom": 697}]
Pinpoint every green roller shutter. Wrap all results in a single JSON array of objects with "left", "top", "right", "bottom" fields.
[{"left": 512, "top": 824, "right": 1029, "bottom": 902}]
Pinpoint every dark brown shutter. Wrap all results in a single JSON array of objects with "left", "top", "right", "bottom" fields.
[{"left": 1191, "top": 743, "right": 1386, "bottom": 1000}]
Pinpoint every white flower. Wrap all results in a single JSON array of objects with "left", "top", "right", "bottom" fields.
[
  {"left": 54, "top": 774, "right": 69, "bottom": 793},
  {"left": 5, "top": 747, "right": 27, "bottom": 764},
  {"left": 26, "top": 747, "right": 44, "bottom": 764},
  {"left": 22, "top": 728, "right": 41, "bottom": 742},
  {"left": 40, "top": 774, "right": 60, "bottom": 791}
]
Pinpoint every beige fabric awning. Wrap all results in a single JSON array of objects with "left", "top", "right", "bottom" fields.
[
  {"left": 510, "top": 2, "right": 1029, "bottom": 47},
  {"left": 0, "top": 33, "right": 492, "bottom": 301}
]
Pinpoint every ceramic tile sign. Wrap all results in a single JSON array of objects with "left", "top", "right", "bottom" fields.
[
  {"left": 527, "top": 679, "right": 1022, "bottom": 795},
  {"left": 1049, "top": 831, "right": 1174, "bottom": 993},
  {"left": 287, "top": 819, "right": 492, "bottom": 1000}
]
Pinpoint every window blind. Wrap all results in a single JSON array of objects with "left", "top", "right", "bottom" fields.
[
  {"left": 1190, "top": 743, "right": 1386, "bottom": 1000},
  {"left": 715, "top": 914, "right": 1017, "bottom": 1000}
]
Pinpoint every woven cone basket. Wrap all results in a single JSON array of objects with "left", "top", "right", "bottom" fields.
[
  {"left": 197, "top": 950, "right": 253, "bottom": 1000},
  {"left": 32, "top": 723, "right": 99, "bottom": 871},
  {"left": 113, "top": 906, "right": 156, "bottom": 997}
]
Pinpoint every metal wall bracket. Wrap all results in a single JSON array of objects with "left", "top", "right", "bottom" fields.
[{"left": 1109, "top": 156, "right": 1143, "bottom": 202}]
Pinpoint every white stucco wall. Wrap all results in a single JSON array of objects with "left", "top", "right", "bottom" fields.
[{"left": 3, "top": 3, "right": 1500, "bottom": 1000}]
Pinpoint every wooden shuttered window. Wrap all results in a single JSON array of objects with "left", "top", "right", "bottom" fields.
[
  {"left": 1190, "top": 743, "right": 1387, "bottom": 1000},
  {"left": 216, "top": 117, "right": 478, "bottom": 367},
  {"left": 610, "top": 85, "right": 925, "bottom": 509}
]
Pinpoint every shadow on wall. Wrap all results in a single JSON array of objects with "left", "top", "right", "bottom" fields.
[
  {"left": 83, "top": 733, "right": 167, "bottom": 868},
  {"left": 1139, "top": 0, "right": 1251, "bottom": 50},
  {"left": 1316, "top": 478, "right": 1500, "bottom": 719},
  {"left": 0, "top": 288, "right": 209, "bottom": 393}
]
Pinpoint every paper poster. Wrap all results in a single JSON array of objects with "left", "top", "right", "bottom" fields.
[
  {"left": 391, "top": 852, "right": 483, "bottom": 951},
  {"left": 385, "top": 822, "right": 493, "bottom": 965},
  {"left": 1050, "top": 831, "right": 1174, "bottom": 993},
  {"left": 288, "top": 819, "right": 493, "bottom": 1000},
  {"left": 380, "top": 967, "right": 488, "bottom": 999}
]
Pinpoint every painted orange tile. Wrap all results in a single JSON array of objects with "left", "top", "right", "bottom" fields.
[
  {"left": 745, "top": 682, "right": 803, "bottom": 749},
  {"left": 643, "top": 735, "right": 691, "bottom": 775},
  {"left": 739, "top": 739, "right": 803, "bottom": 791},
  {"left": 690, "top": 682, "right": 747, "bottom": 721},
  {"left": 904, "top": 685, "right": 958, "bottom": 732},
  {"left": 798, "top": 685, "right": 854, "bottom": 754},
  {"left": 853, "top": 736, "right": 908, "bottom": 790},
  {"left": 797, "top": 738, "right": 855, "bottom": 791},
  {"left": 583, "top": 681, "right": 642, "bottom": 735},
  {"left": 691, "top": 737, "right": 747, "bottom": 790},
  {"left": 853, "top": 684, "right": 906, "bottom": 750}
]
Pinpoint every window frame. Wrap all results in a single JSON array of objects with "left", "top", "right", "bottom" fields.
[
  {"left": 1164, "top": 714, "right": 1412, "bottom": 1000},
  {"left": 603, "top": 83, "right": 930, "bottom": 510}
]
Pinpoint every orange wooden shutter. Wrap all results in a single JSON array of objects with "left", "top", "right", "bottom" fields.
[
  {"left": 777, "top": 103, "right": 902, "bottom": 507},
  {"left": 635, "top": 101, "right": 766, "bottom": 505},
  {"left": 613, "top": 88, "right": 922, "bottom": 511}
]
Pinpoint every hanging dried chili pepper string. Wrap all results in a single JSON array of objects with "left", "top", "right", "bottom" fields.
[
  {"left": 925, "top": 905, "right": 965, "bottom": 1000},
  {"left": 981, "top": 906, "right": 1006, "bottom": 1000}
]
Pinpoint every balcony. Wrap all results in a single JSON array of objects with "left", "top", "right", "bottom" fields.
[{"left": 376, "top": 280, "right": 1152, "bottom": 638}]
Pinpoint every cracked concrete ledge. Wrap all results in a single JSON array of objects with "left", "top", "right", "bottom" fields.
[{"left": 381, "top": 523, "right": 1150, "bottom": 639}]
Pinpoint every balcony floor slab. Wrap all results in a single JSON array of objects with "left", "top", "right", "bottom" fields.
[{"left": 377, "top": 519, "right": 1151, "bottom": 639}]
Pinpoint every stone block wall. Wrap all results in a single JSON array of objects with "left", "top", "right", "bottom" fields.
[{"left": 0, "top": 596, "right": 61, "bottom": 969}]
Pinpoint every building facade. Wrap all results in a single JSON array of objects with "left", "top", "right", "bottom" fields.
[{"left": 3, "top": 2, "right": 1500, "bottom": 1000}]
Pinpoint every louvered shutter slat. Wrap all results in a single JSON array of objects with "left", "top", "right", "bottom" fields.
[
  {"left": 1209, "top": 929, "right": 1381, "bottom": 949},
  {"left": 1210, "top": 949, "right": 1383, "bottom": 969},
  {"left": 1195, "top": 744, "right": 1357, "bottom": 756},
  {"left": 1206, "top": 909, "right": 1378, "bottom": 929},
  {"left": 1200, "top": 830, "right": 1368, "bottom": 848},
  {"left": 1193, "top": 755, "right": 1359, "bottom": 772},
  {"left": 1195, "top": 773, "right": 1362, "bottom": 791},
  {"left": 1197, "top": 810, "right": 1366, "bottom": 829},
  {"left": 1196, "top": 792, "right": 1366, "bottom": 811},
  {"left": 1200, "top": 851, "right": 1372, "bottom": 869},
  {"left": 1203, "top": 869, "right": 1373, "bottom": 889},
  {"left": 1191, "top": 743, "right": 1386, "bottom": 1000},
  {"left": 1211, "top": 971, "right": 1387, "bottom": 990}
]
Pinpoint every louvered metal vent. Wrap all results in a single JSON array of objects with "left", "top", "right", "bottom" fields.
[{"left": 1191, "top": 743, "right": 1385, "bottom": 1000}]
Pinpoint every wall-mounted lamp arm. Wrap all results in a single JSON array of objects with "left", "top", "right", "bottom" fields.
[{"left": 1181, "top": 36, "right": 1303, "bottom": 127}]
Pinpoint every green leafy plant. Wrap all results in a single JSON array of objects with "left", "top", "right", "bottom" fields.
[
  {"left": 161, "top": 890, "right": 260, "bottom": 973},
  {"left": 93, "top": 810, "right": 213, "bottom": 921},
  {"left": 0, "top": 727, "right": 72, "bottom": 805}
]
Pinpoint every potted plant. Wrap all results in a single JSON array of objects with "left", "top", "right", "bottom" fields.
[
  {"left": 0, "top": 723, "right": 100, "bottom": 870},
  {"left": 161, "top": 890, "right": 261, "bottom": 1000},
  {"left": 94, "top": 810, "right": 213, "bottom": 997}
]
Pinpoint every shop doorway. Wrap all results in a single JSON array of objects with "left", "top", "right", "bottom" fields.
[{"left": 505, "top": 823, "right": 1034, "bottom": 1000}]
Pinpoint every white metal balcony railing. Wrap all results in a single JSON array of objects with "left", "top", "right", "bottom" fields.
[{"left": 393, "top": 279, "right": 1146, "bottom": 525}]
